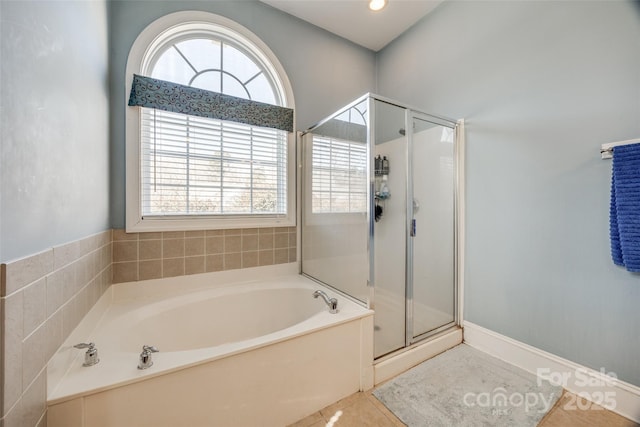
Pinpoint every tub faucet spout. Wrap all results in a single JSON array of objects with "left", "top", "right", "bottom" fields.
[{"left": 313, "top": 290, "right": 338, "bottom": 314}]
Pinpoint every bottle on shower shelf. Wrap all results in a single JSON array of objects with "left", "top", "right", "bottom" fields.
[
  {"left": 378, "top": 175, "right": 390, "bottom": 199},
  {"left": 375, "top": 155, "right": 383, "bottom": 176}
]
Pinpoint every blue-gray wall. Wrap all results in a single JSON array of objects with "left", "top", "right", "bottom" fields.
[
  {"left": 377, "top": 1, "right": 640, "bottom": 386},
  {"left": 0, "top": 1, "right": 110, "bottom": 263},
  {"left": 108, "top": 0, "right": 376, "bottom": 228}
]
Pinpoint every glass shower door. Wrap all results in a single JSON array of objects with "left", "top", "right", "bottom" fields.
[
  {"left": 372, "top": 100, "right": 407, "bottom": 358},
  {"left": 408, "top": 114, "right": 456, "bottom": 341}
]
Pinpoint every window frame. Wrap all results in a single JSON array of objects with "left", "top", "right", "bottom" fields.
[{"left": 125, "top": 11, "right": 295, "bottom": 232}]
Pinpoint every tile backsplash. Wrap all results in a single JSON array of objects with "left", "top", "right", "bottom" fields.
[{"left": 111, "top": 227, "right": 297, "bottom": 284}]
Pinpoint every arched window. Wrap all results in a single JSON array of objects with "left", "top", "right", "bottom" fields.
[{"left": 126, "top": 12, "right": 295, "bottom": 231}]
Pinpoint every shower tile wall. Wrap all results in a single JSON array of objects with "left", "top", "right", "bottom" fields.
[
  {"left": 0, "top": 231, "right": 113, "bottom": 426},
  {"left": 112, "top": 227, "right": 297, "bottom": 284}
]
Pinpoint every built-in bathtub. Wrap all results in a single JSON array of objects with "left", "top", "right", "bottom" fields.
[{"left": 47, "top": 263, "right": 374, "bottom": 427}]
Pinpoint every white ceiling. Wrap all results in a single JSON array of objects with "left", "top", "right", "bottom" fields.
[{"left": 259, "top": 0, "right": 444, "bottom": 52}]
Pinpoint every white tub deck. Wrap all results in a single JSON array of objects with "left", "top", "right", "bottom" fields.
[{"left": 47, "top": 264, "right": 374, "bottom": 427}]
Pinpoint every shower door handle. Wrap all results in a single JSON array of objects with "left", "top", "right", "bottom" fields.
[{"left": 410, "top": 219, "right": 417, "bottom": 236}]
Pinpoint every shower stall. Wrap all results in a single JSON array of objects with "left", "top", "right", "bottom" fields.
[{"left": 300, "top": 94, "right": 462, "bottom": 363}]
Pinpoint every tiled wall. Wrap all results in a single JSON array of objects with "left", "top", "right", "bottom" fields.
[
  {"left": 0, "top": 231, "right": 112, "bottom": 427},
  {"left": 0, "top": 226, "right": 296, "bottom": 426},
  {"left": 112, "top": 227, "right": 297, "bottom": 284}
]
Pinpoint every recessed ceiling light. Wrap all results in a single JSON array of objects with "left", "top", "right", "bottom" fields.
[{"left": 369, "top": 0, "right": 388, "bottom": 12}]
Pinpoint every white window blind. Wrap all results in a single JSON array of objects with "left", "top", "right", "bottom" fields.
[
  {"left": 311, "top": 136, "right": 367, "bottom": 213},
  {"left": 141, "top": 107, "right": 287, "bottom": 217}
]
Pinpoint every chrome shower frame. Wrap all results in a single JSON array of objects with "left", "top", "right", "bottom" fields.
[{"left": 300, "top": 93, "right": 463, "bottom": 358}]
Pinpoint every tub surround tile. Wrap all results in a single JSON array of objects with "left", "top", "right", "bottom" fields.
[
  {"left": 52, "top": 265, "right": 74, "bottom": 305},
  {"left": 185, "top": 256, "right": 205, "bottom": 275},
  {"left": 138, "top": 240, "right": 161, "bottom": 260},
  {"left": 52, "top": 241, "right": 80, "bottom": 271},
  {"left": 184, "top": 238, "right": 205, "bottom": 256},
  {"left": 289, "top": 247, "right": 297, "bottom": 263},
  {"left": 2, "top": 227, "right": 299, "bottom": 425},
  {"left": 0, "top": 263, "right": 6, "bottom": 297},
  {"left": 45, "top": 271, "right": 62, "bottom": 318},
  {"left": 258, "top": 250, "right": 274, "bottom": 266},
  {"left": 205, "top": 254, "right": 224, "bottom": 272},
  {"left": 224, "top": 228, "right": 242, "bottom": 236},
  {"left": 110, "top": 227, "right": 297, "bottom": 283},
  {"left": 1, "top": 231, "right": 112, "bottom": 425},
  {"left": 224, "top": 235, "right": 242, "bottom": 253},
  {"left": 162, "top": 258, "right": 185, "bottom": 278},
  {"left": 112, "top": 241, "right": 138, "bottom": 263},
  {"left": 22, "top": 368, "right": 46, "bottom": 427},
  {"left": 205, "top": 236, "right": 224, "bottom": 255},
  {"left": 112, "top": 262, "right": 138, "bottom": 283},
  {"left": 242, "top": 251, "right": 259, "bottom": 268},
  {"left": 275, "top": 233, "right": 289, "bottom": 249},
  {"left": 2, "top": 250, "right": 54, "bottom": 296},
  {"left": 259, "top": 233, "right": 274, "bottom": 250},
  {"left": 3, "top": 291, "right": 24, "bottom": 413},
  {"left": 61, "top": 297, "right": 80, "bottom": 340},
  {"left": 185, "top": 230, "right": 205, "bottom": 238},
  {"left": 224, "top": 252, "right": 242, "bottom": 270},
  {"left": 112, "top": 229, "right": 137, "bottom": 241},
  {"left": 73, "top": 261, "right": 87, "bottom": 295},
  {"left": 162, "top": 238, "right": 185, "bottom": 259},
  {"left": 23, "top": 278, "right": 47, "bottom": 338},
  {"left": 139, "top": 232, "right": 162, "bottom": 240},
  {"left": 0, "top": 300, "right": 3, "bottom": 412},
  {"left": 242, "top": 234, "right": 259, "bottom": 251},
  {"left": 22, "top": 324, "right": 48, "bottom": 400},
  {"left": 97, "top": 231, "right": 113, "bottom": 247},
  {"left": 45, "top": 311, "right": 63, "bottom": 364},
  {"left": 2, "top": 397, "right": 24, "bottom": 427},
  {"left": 275, "top": 249, "right": 289, "bottom": 265},
  {"left": 138, "top": 260, "right": 162, "bottom": 281},
  {"left": 162, "top": 231, "right": 185, "bottom": 239}
]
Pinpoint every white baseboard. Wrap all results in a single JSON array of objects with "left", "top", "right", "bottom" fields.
[{"left": 463, "top": 321, "right": 640, "bottom": 424}]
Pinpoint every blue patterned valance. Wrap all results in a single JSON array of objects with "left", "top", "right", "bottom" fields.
[{"left": 128, "top": 74, "right": 293, "bottom": 132}]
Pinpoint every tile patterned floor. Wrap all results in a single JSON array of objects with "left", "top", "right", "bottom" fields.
[{"left": 288, "top": 389, "right": 639, "bottom": 427}]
